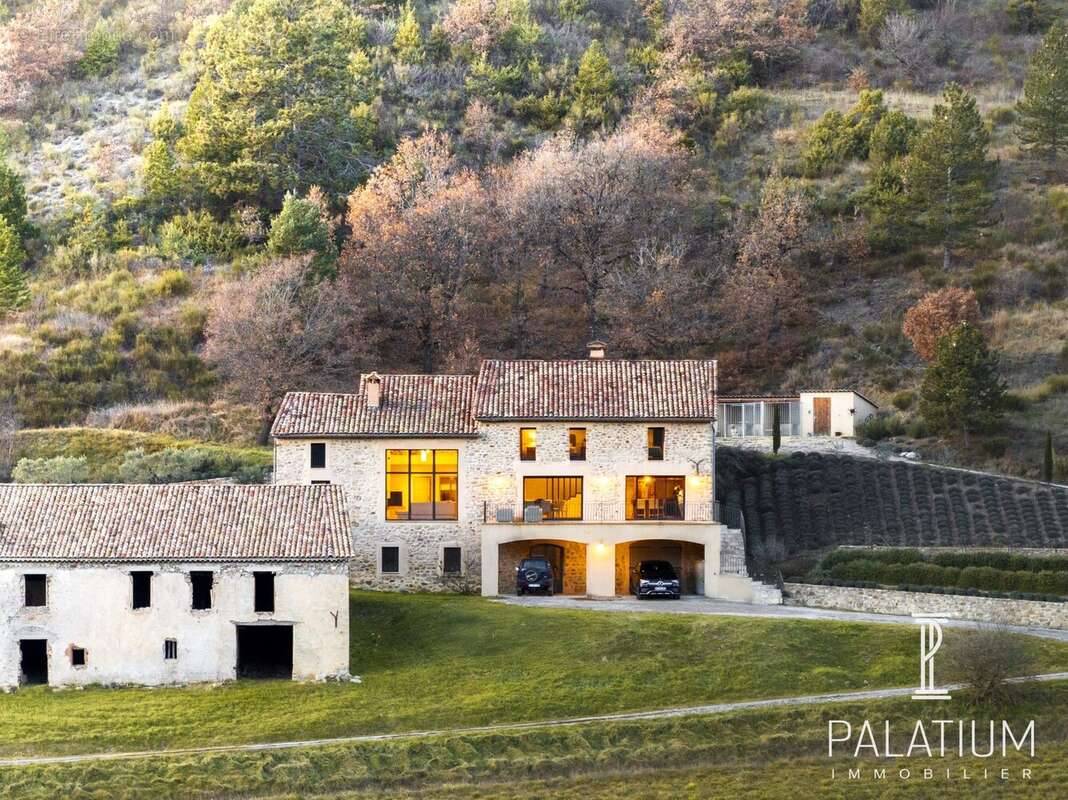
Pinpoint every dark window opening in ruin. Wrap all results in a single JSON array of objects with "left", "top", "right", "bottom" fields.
[
  {"left": 381, "top": 546, "right": 400, "bottom": 574},
  {"left": 443, "top": 546, "right": 462, "bottom": 574},
  {"left": 236, "top": 624, "right": 293, "bottom": 679},
  {"left": 24, "top": 574, "right": 46, "bottom": 607},
  {"left": 191, "top": 571, "right": 214, "bottom": 610},
  {"left": 254, "top": 571, "right": 275, "bottom": 613},
  {"left": 132, "top": 571, "right": 152, "bottom": 609},
  {"left": 310, "top": 442, "right": 326, "bottom": 469},
  {"left": 19, "top": 639, "right": 47, "bottom": 685},
  {"left": 71, "top": 647, "right": 86, "bottom": 667},
  {"left": 164, "top": 639, "right": 178, "bottom": 660}
]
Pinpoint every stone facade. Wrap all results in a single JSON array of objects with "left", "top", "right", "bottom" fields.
[
  {"left": 274, "top": 420, "right": 718, "bottom": 594},
  {"left": 784, "top": 582, "right": 1068, "bottom": 629},
  {"left": 0, "top": 561, "right": 351, "bottom": 688}
]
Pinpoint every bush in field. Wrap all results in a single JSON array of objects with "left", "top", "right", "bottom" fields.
[
  {"left": 800, "top": 90, "right": 885, "bottom": 176},
  {"left": 868, "top": 108, "right": 918, "bottom": 165},
  {"left": 1005, "top": 0, "right": 1055, "bottom": 34},
  {"left": 267, "top": 190, "right": 337, "bottom": 273},
  {"left": 0, "top": 216, "right": 28, "bottom": 316},
  {"left": 79, "top": 19, "right": 122, "bottom": 77},
  {"left": 856, "top": 411, "right": 906, "bottom": 441},
  {"left": 119, "top": 446, "right": 268, "bottom": 484},
  {"left": 159, "top": 210, "right": 242, "bottom": 264},
  {"left": 943, "top": 626, "right": 1034, "bottom": 707},
  {"left": 0, "top": 0, "right": 86, "bottom": 112},
  {"left": 13, "top": 455, "right": 90, "bottom": 484}
]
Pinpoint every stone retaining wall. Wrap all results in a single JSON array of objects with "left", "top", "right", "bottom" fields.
[{"left": 784, "top": 582, "right": 1068, "bottom": 630}]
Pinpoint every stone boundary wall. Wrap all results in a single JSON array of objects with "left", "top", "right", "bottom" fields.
[
  {"left": 784, "top": 582, "right": 1068, "bottom": 630},
  {"left": 837, "top": 546, "right": 1068, "bottom": 558}
]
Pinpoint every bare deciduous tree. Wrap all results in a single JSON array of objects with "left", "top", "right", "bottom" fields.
[
  {"left": 0, "top": 0, "right": 86, "bottom": 112},
  {"left": 943, "top": 624, "right": 1034, "bottom": 708},
  {"left": 204, "top": 256, "right": 361, "bottom": 443}
]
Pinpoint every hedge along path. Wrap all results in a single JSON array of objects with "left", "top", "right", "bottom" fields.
[{"left": 3, "top": 672, "right": 1068, "bottom": 769}]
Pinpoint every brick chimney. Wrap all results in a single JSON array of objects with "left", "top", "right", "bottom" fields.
[
  {"left": 364, "top": 372, "right": 382, "bottom": 409},
  {"left": 587, "top": 340, "right": 607, "bottom": 359}
]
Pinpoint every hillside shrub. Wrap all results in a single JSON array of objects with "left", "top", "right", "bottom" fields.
[
  {"left": 159, "top": 211, "right": 242, "bottom": 264},
  {"left": 79, "top": 20, "right": 122, "bottom": 77},
  {"left": 119, "top": 446, "right": 269, "bottom": 484},
  {"left": 12, "top": 455, "right": 90, "bottom": 484},
  {"left": 855, "top": 411, "right": 906, "bottom": 441}
]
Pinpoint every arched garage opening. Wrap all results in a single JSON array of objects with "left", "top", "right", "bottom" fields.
[
  {"left": 615, "top": 539, "right": 704, "bottom": 595},
  {"left": 498, "top": 539, "right": 586, "bottom": 595}
]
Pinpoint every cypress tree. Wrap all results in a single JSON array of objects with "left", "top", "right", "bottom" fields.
[
  {"left": 1017, "top": 21, "right": 1068, "bottom": 164},
  {"left": 1045, "top": 431, "right": 1055, "bottom": 483},
  {"left": 772, "top": 404, "right": 782, "bottom": 454}
]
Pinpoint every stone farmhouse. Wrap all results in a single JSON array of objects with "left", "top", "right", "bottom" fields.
[
  {"left": 272, "top": 343, "right": 782, "bottom": 602},
  {"left": 0, "top": 484, "right": 351, "bottom": 688}
]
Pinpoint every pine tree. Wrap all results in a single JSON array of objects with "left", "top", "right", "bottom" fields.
[
  {"left": 0, "top": 217, "right": 29, "bottom": 316},
  {"left": 1045, "top": 431, "right": 1055, "bottom": 482},
  {"left": 903, "top": 83, "right": 996, "bottom": 270},
  {"left": 394, "top": 2, "right": 423, "bottom": 64},
  {"left": 919, "top": 323, "right": 1006, "bottom": 446},
  {"left": 0, "top": 163, "right": 28, "bottom": 234},
  {"left": 141, "top": 139, "right": 181, "bottom": 209},
  {"left": 569, "top": 40, "right": 617, "bottom": 135},
  {"left": 1017, "top": 21, "right": 1068, "bottom": 163}
]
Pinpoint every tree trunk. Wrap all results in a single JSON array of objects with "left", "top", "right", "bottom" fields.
[
  {"left": 258, "top": 404, "right": 275, "bottom": 446},
  {"left": 943, "top": 243, "right": 951, "bottom": 271}
]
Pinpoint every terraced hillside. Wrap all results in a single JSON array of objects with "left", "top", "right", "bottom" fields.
[{"left": 717, "top": 448, "right": 1068, "bottom": 569}]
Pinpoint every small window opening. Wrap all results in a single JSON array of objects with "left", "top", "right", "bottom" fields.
[
  {"left": 191, "top": 571, "right": 214, "bottom": 610},
  {"left": 381, "top": 546, "right": 400, "bottom": 574},
  {"left": 71, "top": 647, "right": 86, "bottom": 667},
  {"left": 132, "top": 571, "right": 152, "bottom": 609},
  {"left": 647, "top": 427, "right": 665, "bottom": 460},
  {"left": 310, "top": 442, "right": 326, "bottom": 469},
  {"left": 519, "top": 428, "right": 537, "bottom": 460},
  {"left": 164, "top": 639, "right": 178, "bottom": 660},
  {"left": 569, "top": 428, "right": 587, "bottom": 461},
  {"left": 443, "top": 546, "right": 462, "bottom": 574},
  {"left": 24, "top": 574, "right": 46, "bottom": 607},
  {"left": 254, "top": 571, "right": 275, "bottom": 613}
]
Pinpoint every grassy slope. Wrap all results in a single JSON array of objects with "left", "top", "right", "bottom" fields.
[
  {"left": 3, "top": 684, "right": 1067, "bottom": 799},
  {"left": 0, "top": 592, "right": 1065, "bottom": 759}
]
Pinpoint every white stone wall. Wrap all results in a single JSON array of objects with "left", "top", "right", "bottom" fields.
[
  {"left": 785, "top": 583, "right": 1068, "bottom": 629},
  {"left": 0, "top": 562, "right": 350, "bottom": 688},
  {"left": 274, "top": 421, "right": 716, "bottom": 592},
  {"left": 800, "top": 392, "right": 870, "bottom": 438}
]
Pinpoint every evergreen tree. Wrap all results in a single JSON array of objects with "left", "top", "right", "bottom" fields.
[
  {"left": 0, "top": 217, "right": 29, "bottom": 316},
  {"left": 1017, "top": 21, "right": 1068, "bottom": 164},
  {"left": 267, "top": 191, "right": 337, "bottom": 274},
  {"left": 1045, "top": 430, "right": 1055, "bottom": 483},
  {"left": 772, "top": 403, "right": 781, "bottom": 454},
  {"left": 141, "top": 139, "right": 181, "bottom": 209},
  {"left": 903, "top": 83, "right": 996, "bottom": 270},
  {"left": 394, "top": 2, "right": 423, "bottom": 64},
  {"left": 919, "top": 323, "right": 1006, "bottom": 446},
  {"left": 0, "top": 163, "right": 28, "bottom": 234},
  {"left": 568, "top": 40, "right": 617, "bottom": 134},
  {"left": 178, "top": 0, "right": 378, "bottom": 206}
]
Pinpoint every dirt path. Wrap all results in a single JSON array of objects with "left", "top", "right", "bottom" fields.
[{"left": 3, "top": 672, "right": 1067, "bottom": 769}]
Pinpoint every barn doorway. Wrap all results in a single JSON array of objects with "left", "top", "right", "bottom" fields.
[
  {"left": 529, "top": 543, "right": 564, "bottom": 594},
  {"left": 236, "top": 625, "right": 293, "bottom": 679},
  {"left": 19, "top": 639, "right": 48, "bottom": 685}
]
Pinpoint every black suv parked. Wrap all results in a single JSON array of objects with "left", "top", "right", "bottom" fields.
[
  {"left": 631, "top": 560, "right": 681, "bottom": 599},
  {"left": 516, "top": 557, "right": 555, "bottom": 595}
]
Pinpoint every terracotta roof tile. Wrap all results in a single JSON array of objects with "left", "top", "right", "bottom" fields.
[
  {"left": 473, "top": 359, "right": 718, "bottom": 420},
  {"left": 0, "top": 484, "right": 352, "bottom": 562},
  {"left": 272, "top": 375, "right": 478, "bottom": 438}
]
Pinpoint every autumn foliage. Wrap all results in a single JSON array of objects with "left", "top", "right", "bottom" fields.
[{"left": 903, "top": 287, "right": 981, "bottom": 361}]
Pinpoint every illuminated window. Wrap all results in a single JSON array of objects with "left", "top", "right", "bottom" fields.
[
  {"left": 568, "top": 428, "right": 586, "bottom": 461},
  {"left": 519, "top": 428, "right": 537, "bottom": 460},
  {"left": 385, "top": 449, "right": 459, "bottom": 520},
  {"left": 626, "top": 476, "right": 685, "bottom": 520},
  {"left": 523, "top": 477, "right": 583, "bottom": 521},
  {"left": 647, "top": 427, "right": 665, "bottom": 460}
]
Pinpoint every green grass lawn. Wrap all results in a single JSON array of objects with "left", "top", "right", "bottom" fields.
[
  {"left": 1, "top": 591, "right": 1066, "bottom": 760},
  {"left": 4, "top": 684, "right": 1067, "bottom": 799}
]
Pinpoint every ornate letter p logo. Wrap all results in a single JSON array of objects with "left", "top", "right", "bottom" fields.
[{"left": 912, "top": 613, "right": 951, "bottom": 700}]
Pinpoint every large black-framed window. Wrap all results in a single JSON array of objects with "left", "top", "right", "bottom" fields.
[
  {"left": 386, "top": 449, "right": 459, "bottom": 520},
  {"left": 523, "top": 477, "right": 583, "bottom": 521},
  {"left": 626, "top": 475, "right": 685, "bottom": 520}
]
